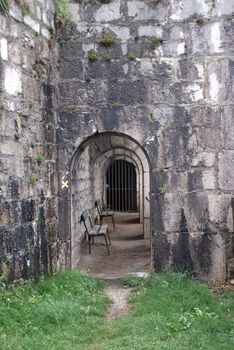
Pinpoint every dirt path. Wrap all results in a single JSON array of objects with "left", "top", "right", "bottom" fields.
[{"left": 105, "top": 285, "right": 132, "bottom": 321}]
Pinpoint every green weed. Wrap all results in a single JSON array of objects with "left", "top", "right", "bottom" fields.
[
  {"left": 88, "top": 49, "right": 98, "bottom": 61},
  {"left": 0, "top": 0, "right": 9, "bottom": 14},
  {"left": 55, "top": 0, "right": 70, "bottom": 26}
]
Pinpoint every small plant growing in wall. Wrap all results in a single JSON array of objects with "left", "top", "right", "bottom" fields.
[
  {"left": 159, "top": 165, "right": 170, "bottom": 173},
  {"left": 158, "top": 185, "right": 167, "bottom": 194},
  {"left": 99, "top": 32, "right": 115, "bottom": 47},
  {"left": 111, "top": 101, "right": 122, "bottom": 108},
  {"left": 25, "top": 155, "right": 34, "bottom": 164},
  {"left": 35, "top": 154, "right": 44, "bottom": 166},
  {"left": 128, "top": 52, "right": 136, "bottom": 61},
  {"left": 151, "top": 36, "right": 163, "bottom": 49},
  {"left": 196, "top": 18, "right": 205, "bottom": 25},
  {"left": 0, "top": 0, "right": 9, "bottom": 14},
  {"left": 88, "top": 49, "right": 98, "bottom": 62},
  {"left": 29, "top": 175, "right": 38, "bottom": 186},
  {"left": 15, "top": 133, "right": 22, "bottom": 141},
  {"left": 55, "top": 0, "right": 70, "bottom": 27},
  {"left": 103, "top": 53, "right": 112, "bottom": 62},
  {"left": 33, "top": 59, "right": 50, "bottom": 78}
]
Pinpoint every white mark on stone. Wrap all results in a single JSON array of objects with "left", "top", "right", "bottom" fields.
[
  {"left": 177, "top": 42, "right": 185, "bottom": 55},
  {"left": 5, "top": 67, "right": 22, "bottom": 96},
  {"left": 186, "top": 83, "right": 203, "bottom": 101},
  {"left": 211, "top": 22, "right": 222, "bottom": 53},
  {"left": 202, "top": 170, "right": 216, "bottom": 190},
  {"left": 0, "top": 38, "right": 8, "bottom": 61},
  {"left": 122, "top": 64, "right": 129, "bottom": 75},
  {"left": 121, "top": 43, "right": 128, "bottom": 56},
  {"left": 195, "top": 63, "right": 204, "bottom": 80},
  {"left": 209, "top": 72, "right": 221, "bottom": 102}
]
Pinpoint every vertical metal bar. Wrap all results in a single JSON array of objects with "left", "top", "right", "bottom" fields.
[
  {"left": 110, "top": 163, "right": 114, "bottom": 210},
  {"left": 105, "top": 167, "right": 110, "bottom": 206},
  {"left": 131, "top": 166, "right": 134, "bottom": 211},
  {"left": 127, "top": 162, "right": 129, "bottom": 211},
  {"left": 115, "top": 161, "right": 117, "bottom": 211},
  {"left": 123, "top": 162, "right": 126, "bottom": 211},
  {"left": 112, "top": 161, "right": 114, "bottom": 210},
  {"left": 113, "top": 162, "right": 117, "bottom": 210},
  {"left": 121, "top": 160, "right": 123, "bottom": 212},
  {"left": 112, "top": 162, "right": 114, "bottom": 210},
  {"left": 117, "top": 160, "right": 120, "bottom": 211},
  {"left": 132, "top": 166, "right": 134, "bottom": 211}
]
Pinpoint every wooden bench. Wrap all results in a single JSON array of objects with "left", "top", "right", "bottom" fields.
[
  {"left": 95, "top": 200, "right": 115, "bottom": 230},
  {"left": 80, "top": 209, "right": 111, "bottom": 254}
]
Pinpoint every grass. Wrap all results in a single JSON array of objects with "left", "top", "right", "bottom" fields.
[
  {"left": 0, "top": 0, "right": 9, "bottom": 14},
  {"left": 0, "top": 271, "right": 234, "bottom": 349}
]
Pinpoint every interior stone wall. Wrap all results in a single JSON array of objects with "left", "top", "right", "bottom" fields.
[
  {"left": 0, "top": 0, "right": 57, "bottom": 279},
  {"left": 57, "top": 0, "right": 234, "bottom": 284}
]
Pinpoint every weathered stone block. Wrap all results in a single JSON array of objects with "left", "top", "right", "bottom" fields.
[
  {"left": 189, "top": 105, "right": 222, "bottom": 127},
  {"left": 218, "top": 153, "right": 234, "bottom": 191},
  {"left": 128, "top": 1, "right": 167, "bottom": 21},
  {"left": 202, "top": 170, "right": 216, "bottom": 190},
  {"left": 223, "top": 105, "right": 234, "bottom": 150},
  {"left": 23, "top": 15, "right": 40, "bottom": 33},
  {"left": 59, "top": 57, "right": 83, "bottom": 80},
  {"left": 21, "top": 199, "right": 35, "bottom": 222},
  {"left": 184, "top": 192, "right": 209, "bottom": 232},
  {"left": 107, "top": 79, "right": 147, "bottom": 106},
  {"left": 94, "top": 0, "right": 121, "bottom": 22},
  {"left": 197, "top": 128, "right": 222, "bottom": 150},
  {"left": 4, "top": 66, "right": 22, "bottom": 96},
  {"left": 188, "top": 169, "right": 203, "bottom": 192},
  {"left": 171, "top": 0, "right": 211, "bottom": 21}
]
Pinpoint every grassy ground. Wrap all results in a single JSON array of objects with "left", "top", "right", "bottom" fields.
[{"left": 0, "top": 271, "right": 234, "bottom": 350}]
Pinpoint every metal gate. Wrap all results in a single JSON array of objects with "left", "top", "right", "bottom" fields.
[{"left": 106, "top": 160, "right": 137, "bottom": 212}]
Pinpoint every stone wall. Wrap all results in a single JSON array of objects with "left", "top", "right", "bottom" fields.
[
  {"left": 0, "top": 0, "right": 234, "bottom": 284},
  {"left": 0, "top": 0, "right": 57, "bottom": 280},
  {"left": 57, "top": 0, "right": 234, "bottom": 284}
]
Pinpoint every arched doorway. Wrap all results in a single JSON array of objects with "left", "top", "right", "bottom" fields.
[{"left": 70, "top": 132, "right": 151, "bottom": 277}]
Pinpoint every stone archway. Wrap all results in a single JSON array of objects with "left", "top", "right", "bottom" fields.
[{"left": 70, "top": 131, "right": 151, "bottom": 271}]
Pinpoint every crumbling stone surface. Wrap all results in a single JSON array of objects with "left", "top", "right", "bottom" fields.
[{"left": 0, "top": 0, "right": 57, "bottom": 280}]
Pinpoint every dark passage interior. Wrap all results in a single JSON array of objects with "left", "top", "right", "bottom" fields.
[{"left": 106, "top": 160, "right": 137, "bottom": 212}]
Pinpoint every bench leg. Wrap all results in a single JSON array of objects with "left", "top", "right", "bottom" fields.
[
  {"left": 88, "top": 237, "right": 92, "bottom": 254},
  {"left": 107, "top": 228, "right": 111, "bottom": 245},
  {"left": 104, "top": 235, "right": 110, "bottom": 255},
  {"left": 112, "top": 215, "right": 115, "bottom": 230}
]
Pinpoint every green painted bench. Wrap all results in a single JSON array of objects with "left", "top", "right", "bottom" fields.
[
  {"left": 95, "top": 200, "right": 115, "bottom": 230},
  {"left": 80, "top": 209, "right": 111, "bottom": 254}
]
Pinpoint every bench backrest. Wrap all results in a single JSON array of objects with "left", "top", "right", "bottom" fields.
[{"left": 80, "top": 209, "right": 93, "bottom": 235}]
